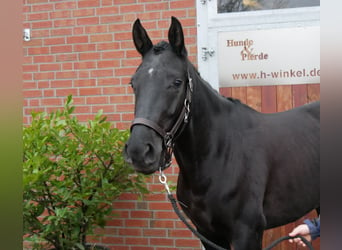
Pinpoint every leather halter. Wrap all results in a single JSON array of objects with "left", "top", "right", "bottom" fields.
[{"left": 130, "top": 71, "right": 193, "bottom": 170}]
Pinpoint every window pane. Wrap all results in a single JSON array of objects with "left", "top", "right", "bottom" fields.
[{"left": 217, "top": 0, "right": 320, "bottom": 13}]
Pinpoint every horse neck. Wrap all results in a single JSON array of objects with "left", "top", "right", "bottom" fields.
[
  {"left": 174, "top": 63, "right": 258, "bottom": 176},
  {"left": 173, "top": 64, "right": 230, "bottom": 172}
]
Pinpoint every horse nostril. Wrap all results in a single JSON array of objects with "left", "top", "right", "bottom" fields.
[
  {"left": 144, "top": 143, "right": 156, "bottom": 165},
  {"left": 124, "top": 143, "right": 133, "bottom": 164}
]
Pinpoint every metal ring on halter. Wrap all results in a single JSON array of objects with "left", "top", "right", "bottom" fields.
[{"left": 159, "top": 168, "right": 171, "bottom": 194}]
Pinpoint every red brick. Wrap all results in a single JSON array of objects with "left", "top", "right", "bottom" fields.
[
  {"left": 56, "top": 71, "right": 77, "bottom": 79},
  {"left": 108, "top": 23, "right": 132, "bottom": 32},
  {"left": 55, "top": 1, "right": 76, "bottom": 10},
  {"left": 74, "top": 106, "right": 91, "bottom": 114},
  {"left": 28, "top": 47, "right": 49, "bottom": 55},
  {"left": 62, "top": 62, "right": 73, "bottom": 70},
  {"left": 90, "top": 69, "right": 113, "bottom": 77},
  {"left": 97, "top": 78, "right": 121, "bottom": 86},
  {"left": 73, "top": 27, "right": 85, "bottom": 35},
  {"left": 120, "top": 4, "right": 144, "bottom": 13},
  {"left": 23, "top": 90, "right": 43, "bottom": 98},
  {"left": 73, "top": 8, "right": 95, "bottom": 17},
  {"left": 77, "top": 0, "right": 100, "bottom": 8},
  {"left": 101, "top": 50, "right": 125, "bottom": 59},
  {"left": 97, "top": 6, "right": 119, "bottom": 15},
  {"left": 155, "top": 211, "right": 178, "bottom": 219},
  {"left": 79, "top": 52, "right": 101, "bottom": 60},
  {"left": 86, "top": 96, "right": 108, "bottom": 105},
  {"left": 91, "top": 105, "right": 115, "bottom": 113},
  {"left": 32, "top": 21, "right": 53, "bottom": 29},
  {"left": 85, "top": 25, "right": 108, "bottom": 34},
  {"left": 74, "top": 44, "right": 96, "bottom": 52},
  {"left": 114, "top": 67, "right": 136, "bottom": 76},
  {"left": 103, "top": 86, "right": 126, "bottom": 95},
  {"left": 121, "top": 113, "right": 134, "bottom": 122},
  {"left": 170, "top": 0, "right": 194, "bottom": 9},
  {"left": 23, "top": 81, "right": 37, "bottom": 89},
  {"left": 175, "top": 238, "right": 201, "bottom": 247},
  {"left": 56, "top": 54, "right": 77, "bottom": 62},
  {"left": 150, "top": 220, "right": 174, "bottom": 229},
  {"left": 162, "top": 10, "right": 187, "bottom": 19},
  {"left": 125, "top": 237, "right": 149, "bottom": 245},
  {"left": 56, "top": 88, "right": 78, "bottom": 97},
  {"left": 33, "top": 55, "right": 55, "bottom": 63},
  {"left": 97, "top": 42, "right": 120, "bottom": 51},
  {"left": 28, "top": 12, "right": 49, "bottom": 21},
  {"left": 50, "top": 80, "right": 72, "bottom": 88},
  {"left": 110, "top": 95, "right": 133, "bottom": 104},
  {"left": 100, "top": 15, "right": 124, "bottom": 24},
  {"left": 31, "top": 29, "right": 49, "bottom": 38},
  {"left": 150, "top": 237, "right": 174, "bottom": 246},
  {"left": 168, "top": 229, "right": 193, "bottom": 238},
  {"left": 77, "top": 17, "right": 99, "bottom": 26},
  {"left": 116, "top": 104, "right": 134, "bottom": 112},
  {"left": 43, "top": 89, "right": 55, "bottom": 97},
  {"left": 67, "top": 36, "right": 89, "bottom": 44},
  {"left": 50, "top": 10, "right": 71, "bottom": 19},
  {"left": 102, "top": 236, "right": 124, "bottom": 244},
  {"left": 37, "top": 81, "right": 49, "bottom": 88},
  {"left": 41, "top": 98, "right": 63, "bottom": 106},
  {"left": 51, "top": 28, "right": 73, "bottom": 36},
  {"left": 97, "top": 60, "right": 119, "bottom": 68},
  {"left": 90, "top": 34, "right": 113, "bottom": 43},
  {"left": 149, "top": 202, "right": 172, "bottom": 211},
  {"left": 79, "top": 88, "right": 101, "bottom": 96},
  {"left": 114, "top": 31, "right": 133, "bottom": 41},
  {"left": 74, "top": 61, "right": 96, "bottom": 70},
  {"left": 33, "top": 72, "right": 54, "bottom": 80},
  {"left": 125, "top": 219, "right": 149, "bottom": 227},
  {"left": 74, "top": 79, "right": 96, "bottom": 87},
  {"left": 32, "top": 3, "right": 53, "bottom": 12},
  {"left": 23, "top": 64, "right": 39, "bottom": 72},
  {"left": 54, "top": 19, "right": 76, "bottom": 27},
  {"left": 51, "top": 45, "right": 73, "bottom": 53},
  {"left": 118, "top": 228, "right": 142, "bottom": 236},
  {"left": 39, "top": 63, "right": 61, "bottom": 71}
]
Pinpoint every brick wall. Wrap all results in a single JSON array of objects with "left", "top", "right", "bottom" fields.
[
  {"left": 23, "top": 0, "right": 201, "bottom": 249},
  {"left": 23, "top": 0, "right": 320, "bottom": 249},
  {"left": 23, "top": 0, "right": 197, "bottom": 127}
]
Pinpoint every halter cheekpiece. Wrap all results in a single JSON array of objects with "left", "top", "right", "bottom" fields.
[{"left": 130, "top": 70, "right": 193, "bottom": 171}]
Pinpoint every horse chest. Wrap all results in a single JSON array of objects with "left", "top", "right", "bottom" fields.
[{"left": 176, "top": 177, "right": 229, "bottom": 234}]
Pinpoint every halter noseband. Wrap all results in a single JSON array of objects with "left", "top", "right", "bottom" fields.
[{"left": 130, "top": 71, "right": 193, "bottom": 170}]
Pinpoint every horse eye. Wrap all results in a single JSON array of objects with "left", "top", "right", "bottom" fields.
[{"left": 174, "top": 79, "right": 183, "bottom": 87}]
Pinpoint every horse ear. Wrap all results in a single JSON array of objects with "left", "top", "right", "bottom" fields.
[
  {"left": 132, "top": 18, "right": 153, "bottom": 56},
  {"left": 168, "top": 16, "right": 187, "bottom": 57}
]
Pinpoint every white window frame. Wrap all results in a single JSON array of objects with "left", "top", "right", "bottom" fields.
[{"left": 196, "top": 0, "right": 320, "bottom": 90}]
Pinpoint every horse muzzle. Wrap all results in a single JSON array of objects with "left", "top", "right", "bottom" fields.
[{"left": 124, "top": 125, "right": 165, "bottom": 175}]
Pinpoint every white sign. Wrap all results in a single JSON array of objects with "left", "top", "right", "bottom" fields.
[{"left": 218, "top": 26, "right": 320, "bottom": 87}]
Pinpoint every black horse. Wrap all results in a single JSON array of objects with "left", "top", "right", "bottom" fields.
[{"left": 124, "top": 17, "right": 320, "bottom": 250}]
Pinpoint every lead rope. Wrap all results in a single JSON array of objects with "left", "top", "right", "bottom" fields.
[{"left": 159, "top": 170, "right": 314, "bottom": 250}]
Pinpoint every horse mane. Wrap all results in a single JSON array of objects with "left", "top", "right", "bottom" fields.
[
  {"left": 225, "top": 97, "right": 242, "bottom": 104},
  {"left": 187, "top": 61, "right": 252, "bottom": 111},
  {"left": 153, "top": 41, "right": 170, "bottom": 54}
]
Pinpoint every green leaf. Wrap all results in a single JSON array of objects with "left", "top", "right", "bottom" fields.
[{"left": 23, "top": 96, "right": 149, "bottom": 249}]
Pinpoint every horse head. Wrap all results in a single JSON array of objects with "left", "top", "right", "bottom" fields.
[{"left": 124, "top": 17, "right": 190, "bottom": 175}]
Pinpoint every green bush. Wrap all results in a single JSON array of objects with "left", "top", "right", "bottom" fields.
[{"left": 23, "top": 96, "right": 148, "bottom": 250}]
